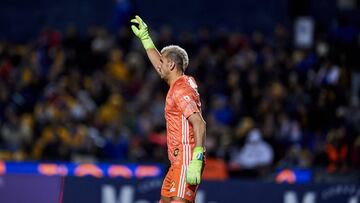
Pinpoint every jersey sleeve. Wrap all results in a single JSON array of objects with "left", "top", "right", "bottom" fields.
[{"left": 173, "top": 80, "right": 201, "bottom": 118}]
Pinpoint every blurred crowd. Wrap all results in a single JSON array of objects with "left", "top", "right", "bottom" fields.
[{"left": 0, "top": 15, "right": 359, "bottom": 178}]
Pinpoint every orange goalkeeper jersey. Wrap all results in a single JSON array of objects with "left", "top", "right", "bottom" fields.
[{"left": 165, "top": 75, "right": 201, "bottom": 166}]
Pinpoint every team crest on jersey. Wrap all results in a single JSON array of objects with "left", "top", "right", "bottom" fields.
[{"left": 173, "top": 148, "right": 179, "bottom": 157}]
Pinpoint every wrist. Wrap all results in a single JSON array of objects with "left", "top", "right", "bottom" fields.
[
  {"left": 192, "top": 146, "right": 204, "bottom": 161},
  {"left": 141, "top": 37, "right": 155, "bottom": 50}
]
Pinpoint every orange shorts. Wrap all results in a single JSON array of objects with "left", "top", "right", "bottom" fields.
[{"left": 161, "top": 165, "right": 201, "bottom": 202}]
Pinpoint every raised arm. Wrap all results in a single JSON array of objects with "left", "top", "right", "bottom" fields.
[{"left": 131, "top": 15, "right": 162, "bottom": 75}]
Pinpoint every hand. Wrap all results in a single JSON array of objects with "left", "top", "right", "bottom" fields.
[
  {"left": 130, "top": 15, "right": 155, "bottom": 50},
  {"left": 186, "top": 147, "right": 204, "bottom": 185}
]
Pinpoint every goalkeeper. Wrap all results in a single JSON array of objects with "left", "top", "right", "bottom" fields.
[{"left": 131, "top": 15, "right": 206, "bottom": 203}]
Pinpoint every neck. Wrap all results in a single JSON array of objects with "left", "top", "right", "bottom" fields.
[{"left": 166, "top": 72, "right": 184, "bottom": 86}]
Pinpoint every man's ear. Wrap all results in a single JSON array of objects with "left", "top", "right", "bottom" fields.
[{"left": 169, "top": 61, "right": 176, "bottom": 71}]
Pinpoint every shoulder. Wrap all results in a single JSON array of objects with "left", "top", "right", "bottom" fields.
[
  {"left": 173, "top": 76, "right": 199, "bottom": 99},
  {"left": 174, "top": 75, "right": 198, "bottom": 90}
]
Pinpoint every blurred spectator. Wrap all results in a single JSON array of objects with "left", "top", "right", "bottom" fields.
[
  {"left": 278, "top": 145, "right": 312, "bottom": 169},
  {"left": 106, "top": 48, "right": 130, "bottom": 83},
  {"left": 1, "top": 107, "right": 28, "bottom": 152},
  {"left": 325, "top": 127, "right": 348, "bottom": 173},
  {"left": 209, "top": 94, "right": 234, "bottom": 126},
  {"left": 229, "top": 129, "right": 274, "bottom": 177}
]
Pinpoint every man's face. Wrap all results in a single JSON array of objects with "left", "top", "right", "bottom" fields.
[{"left": 158, "top": 53, "right": 173, "bottom": 79}]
